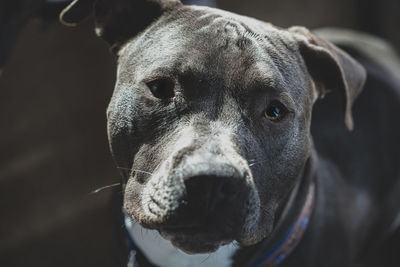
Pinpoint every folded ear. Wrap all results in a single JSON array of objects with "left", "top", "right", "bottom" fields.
[
  {"left": 60, "top": 0, "right": 182, "bottom": 51},
  {"left": 289, "top": 26, "right": 367, "bottom": 130}
]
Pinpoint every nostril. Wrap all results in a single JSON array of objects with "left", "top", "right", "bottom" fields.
[
  {"left": 184, "top": 175, "right": 244, "bottom": 212},
  {"left": 220, "top": 181, "right": 239, "bottom": 197}
]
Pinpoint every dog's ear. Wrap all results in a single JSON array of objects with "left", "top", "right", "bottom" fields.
[
  {"left": 289, "top": 26, "right": 367, "bottom": 130},
  {"left": 60, "top": 0, "right": 182, "bottom": 52}
]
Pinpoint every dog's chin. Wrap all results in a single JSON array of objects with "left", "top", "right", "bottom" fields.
[
  {"left": 169, "top": 239, "right": 221, "bottom": 254},
  {"left": 159, "top": 230, "right": 233, "bottom": 254}
]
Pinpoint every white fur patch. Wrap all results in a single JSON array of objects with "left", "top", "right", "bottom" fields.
[{"left": 125, "top": 217, "right": 238, "bottom": 267}]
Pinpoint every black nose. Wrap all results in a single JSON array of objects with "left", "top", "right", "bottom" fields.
[{"left": 184, "top": 174, "right": 248, "bottom": 215}]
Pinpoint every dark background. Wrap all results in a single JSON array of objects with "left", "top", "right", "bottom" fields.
[{"left": 1, "top": 0, "right": 399, "bottom": 266}]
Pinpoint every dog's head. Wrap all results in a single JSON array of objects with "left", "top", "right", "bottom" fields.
[{"left": 61, "top": 0, "right": 366, "bottom": 254}]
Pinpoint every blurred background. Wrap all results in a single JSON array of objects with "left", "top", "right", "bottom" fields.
[{"left": 1, "top": 0, "right": 399, "bottom": 266}]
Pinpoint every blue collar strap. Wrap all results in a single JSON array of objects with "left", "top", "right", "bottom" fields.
[{"left": 251, "top": 183, "right": 315, "bottom": 267}]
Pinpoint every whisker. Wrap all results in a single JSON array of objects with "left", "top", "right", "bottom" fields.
[
  {"left": 90, "top": 182, "right": 121, "bottom": 194},
  {"left": 248, "top": 159, "right": 269, "bottom": 167},
  {"left": 131, "top": 169, "right": 153, "bottom": 175}
]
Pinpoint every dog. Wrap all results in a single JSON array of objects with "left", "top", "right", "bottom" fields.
[{"left": 60, "top": 0, "right": 400, "bottom": 266}]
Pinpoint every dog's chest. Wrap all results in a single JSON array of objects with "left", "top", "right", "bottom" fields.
[{"left": 125, "top": 217, "right": 238, "bottom": 267}]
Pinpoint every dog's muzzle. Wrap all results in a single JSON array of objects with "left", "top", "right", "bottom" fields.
[{"left": 138, "top": 149, "right": 252, "bottom": 252}]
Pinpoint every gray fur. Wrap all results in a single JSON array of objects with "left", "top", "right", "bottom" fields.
[{"left": 60, "top": 1, "right": 400, "bottom": 266}]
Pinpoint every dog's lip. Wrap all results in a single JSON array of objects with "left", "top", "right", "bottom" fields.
[
  {"left": 159, "top": 223, "right": 235, "bottom": 238},
  {"left": 159, "top": 229, "right": 233, "bottom": 254},
  {"left": 160, "top": 224, "right": 206, "bottom": 235},
  {"left": 169, "top": 239, "right": 227, "bottom": 254}
]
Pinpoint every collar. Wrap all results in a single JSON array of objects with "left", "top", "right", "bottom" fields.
[{"left": 249, "top": 182, "right": 315, "bottom": 266}]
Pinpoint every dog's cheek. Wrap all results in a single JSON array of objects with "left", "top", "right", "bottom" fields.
[
  {"left": 106, "top": 87, "right": 139, "bottom": 175},
  {"left": 239, "top": 122, "right": 310, "bottom": 242},
  {"left": 107, "top": 81, "right": 178, "bottom": 176},
  {"left": 267, "top": 127, "right": 311, "bottom": 197},
  {"left": 123, "top": 177, "right": 146, "bottom": 222}
]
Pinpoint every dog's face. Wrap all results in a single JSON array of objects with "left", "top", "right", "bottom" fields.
[
  {"left": 110, "top": 8, "right": 318, "bottom": 252},
  {"left": 61, "top": 0, "right": 365, "bottom": 254}
]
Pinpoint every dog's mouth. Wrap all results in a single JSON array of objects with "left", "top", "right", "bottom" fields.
[{"left": 159, "top": 225, "right": 234, "bottom": 253}]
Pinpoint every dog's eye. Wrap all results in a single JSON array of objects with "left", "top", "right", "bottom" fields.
[
  {"left": 146, "top": 78, "right": 175, "bottom": 99},
  {"left": 264, "top": 101, "right": 288, "bottom": 121}
]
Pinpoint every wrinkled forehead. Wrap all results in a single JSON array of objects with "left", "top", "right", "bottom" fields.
[{"left": 118, "top": 6, "right": 309, "bottom": 98}]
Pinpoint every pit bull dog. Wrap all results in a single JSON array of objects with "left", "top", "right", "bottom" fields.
[{"left": 60, "top": 0, "right": 400, "bottom": 266}]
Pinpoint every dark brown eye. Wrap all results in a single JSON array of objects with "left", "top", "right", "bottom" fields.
[
  {"left": 146, "top": 78, "right": 175, "bottom": 99},
  {"left": 264, "top": 101, "right": 288, "bottom": 121}
]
